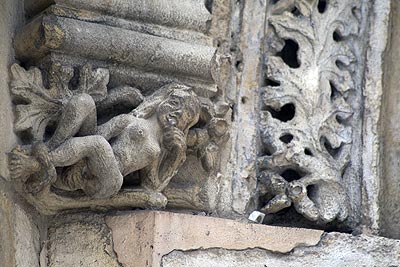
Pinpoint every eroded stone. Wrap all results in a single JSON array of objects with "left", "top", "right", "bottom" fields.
[
  {"left": 162, "top": 232, "right": 400, "bottom": 267},
  {"left": 106, "top": 211, "right": 323, "bottom": 267}
]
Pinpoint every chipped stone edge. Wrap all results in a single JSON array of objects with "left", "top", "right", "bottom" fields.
[
  {"left": 361, "top": 0, "right": 391, "bottom": 232},
  {"left": 159, "top": 235, "right": 324, "bottom": 267},
  {"left": 105, "top": 211, "right": 323, "bottom": 266}
]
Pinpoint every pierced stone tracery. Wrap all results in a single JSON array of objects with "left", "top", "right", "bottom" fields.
[{"left": 258, "top": 0, "right": 362, "bottom": 224}]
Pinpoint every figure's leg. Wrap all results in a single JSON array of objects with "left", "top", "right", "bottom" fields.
[
  {"left": 47, "top": 93, "right": 97, "bottom": 150},
  {"left": 50, "top": 136, "right": 123, "bottom": 198}
]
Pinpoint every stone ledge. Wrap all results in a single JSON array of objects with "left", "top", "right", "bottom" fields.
[
  {"left": 105, "top": 211, "right": 323, "bottom": 267},
  {"left": 161, "top": 232, "right": 400, "bottom": 267}
]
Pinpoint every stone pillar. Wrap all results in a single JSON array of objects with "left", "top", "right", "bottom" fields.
[
  {"left": 0, "top": 0, "right": 43, "bottom": 266},
  {"left": 380, "top": 0, "right": 400, "bottom": 239}
]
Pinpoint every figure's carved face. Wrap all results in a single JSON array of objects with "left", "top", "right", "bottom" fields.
[{"left": 157, "top": 89, "right": 200, "bottom": 131}]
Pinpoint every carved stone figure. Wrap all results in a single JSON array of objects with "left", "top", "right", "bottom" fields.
[{"left": 8, "top": 63, "right": 225, "bottom": 210}]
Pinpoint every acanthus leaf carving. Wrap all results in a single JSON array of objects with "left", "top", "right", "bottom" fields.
[
  {"left": 76, "top": 64, "right": 109, "bottom": 102},
  {"left": 258, "top": 0, "right": 360, "bottom": 223},
  {"left": 10, "top": 64, "right": 62, "bottom": 141}
]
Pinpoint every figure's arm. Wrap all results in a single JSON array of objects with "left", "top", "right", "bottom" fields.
[
  {"left": 156, "top": 151, "right": 186, "bottom": 191},
  {"left": 96, "top": 86, "right": 144, "bottom": 114},
  {"left": 142, "top": 127, "right": 187, "bottom": 192},
  {"left": 96, "top": 114, "right": 133, "bottom": 140}
]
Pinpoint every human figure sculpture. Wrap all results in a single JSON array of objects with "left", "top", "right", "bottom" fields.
[{"left": 9, "top": 64, "right": 201, "bottom": 200}]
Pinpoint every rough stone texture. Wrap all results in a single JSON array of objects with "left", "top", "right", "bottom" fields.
[
  {"left": 258, "top": 0, "right": 370, "bottom": 227},
  {"left": 16, "top": 16, "right": 216, "bottom": 83},
  {"left": 162, "top": 232, "right": 400, "bottom": 267},
  {"left": 47, "top": 213, "right": 121, "bottom": 267},
  {"left": 13, "top": 203, "right": 41, "bottom": 267},
  {"left": 55, "top": 0, "right": 211, "bottom": 33},
  {"left": 8, "top": 62, "right": 229, "bottom": 214},
  {"left": 2, "top": 0, "right": 400, "bottom": 266},
  {"left": 0, "top": 0, "right": 19, "bottom": 180},
  {"left": 0, "top": 182, "right": 42, "bottom": 267},
  {"left": 15, "top": 2, "right": 217, "bottom": 94},
  {"left": 24, "top": 0, "right": 54, "bottom": 18},
  {"left": 217, "top": 0, "right": 266, "bottom": 217},
  {"left": 106, "top": 211, "right": 323, "bottom": 267},
  {"left": 361, "top": 0, "right": 391, "bottom": 234},
  {"left": 9, "top": 0, "right": 232, "bottom": 216},
  {"left": 380, "top": 0, "right": 400, "bottom": 239},
  {"left": 0, "top": 0, "right": 44, "bottom": 266}
]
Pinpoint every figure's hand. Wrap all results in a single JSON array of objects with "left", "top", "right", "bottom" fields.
[
  {"left": 9, "top": 146, "right": 39, "bottom": 181},
  {"left": 163, "top": 127, "right": 186, "bottom": 152}
]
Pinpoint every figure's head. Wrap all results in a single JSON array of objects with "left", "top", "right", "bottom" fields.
[{"left": 157, "top": 84, "right": 200, "bottom": 132}]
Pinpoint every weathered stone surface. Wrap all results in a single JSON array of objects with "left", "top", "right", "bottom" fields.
[
  {"left": 218, "top": 0, "right": 266, "bottom": 216},
  {"left": 8, "top": 60, "right": 229, "bottom": 214},
  {"left": 2, "top": 0, "right": 400, "bottom": 266},
  {"left": 15, "top": 16, "right": 216, "bottom": 83},
  {"left": 380, "top": 0, "right": 400, "bottom": 239},
  {"left": 55, "top": 0, "right": 211, "bottom": 33},
  {"left": 106, "top": 211, "right": 323, "bottom": 267},
  {"left": 0, "top": 183, "right": 42, "bottom": 267},
  {"left": 257, "top": 0, "right": 369, "bottom": 227},
  {"left": 14, "top": 1, "right": 217, "bottom": 95},
  {"left": 361, "top": 0, "right": 391, "bottom": 234},
  {"left": 39, "top": 54, "right": 217, "bottom": 97},
  {"left": 0, "top": 0, "right": 43, "bottom": 266},
  {"left": 13, "top": 203, "right": 41, "bottom": 267},
  {"left": 162, "top": 232, "right": 400, "bottom": 267},
  {"left": 0, "top": 0, "right": 19, "bottom": 180},
  {"left": 0, "top": 188, "right": 18, "bottom": 267},
  {"left": 8, "top": 0, "right": 235, "bottom": 216},
  {"left": 24, "top": 0, "right": 53, "bottom": 17},
  {"left": 47, "top": 214, "right": 121, "bottom": 267}
]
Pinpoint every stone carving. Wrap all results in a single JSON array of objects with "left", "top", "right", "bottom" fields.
[
  {"left": 258, "top": 0, "right": 360, "bottom": 223},
  {"left": 15, "top": 1, "right": 217, "bottom": 95},
  {"left": 8, "top": 63, "right": 228, "bottom": 213}
]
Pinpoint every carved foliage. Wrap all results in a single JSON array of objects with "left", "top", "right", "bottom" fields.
[
  {"left": 10, "top": 63, "right": 109, "bottom": 141},
  {"left": 11, "top": 64, "right": 62, "bottom": 141},
  {"left": 259, "top": 0, "right": 360, "bottom": 223}
]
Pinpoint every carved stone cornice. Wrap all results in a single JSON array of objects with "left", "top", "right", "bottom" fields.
[
  {"left": 16, "top": 0, "right": 217, "bottom": 95},
  {"left": 55, "top": 0, "right": 212, "bottom": 33},
  {"left": 16, "top": 15, "right": 215, "bottom": 79}
]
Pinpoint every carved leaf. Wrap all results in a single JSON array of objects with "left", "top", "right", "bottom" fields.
[
  {"left": 48, "top": 63, "right": 74, "bottom": 99},
  {"left": 77, "top": 64, "right": 109, "bottom": 102},
  {"left": 259, "top": 0, "right": 360, "bottom": 222},
  {"left": 10, "top": 64, "right": 63, "bottom": 140}
]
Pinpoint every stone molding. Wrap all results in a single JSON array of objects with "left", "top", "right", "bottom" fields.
[
  {"left": 55, "top": 0, "right": 212, "bottom": 33},
  {"left": 15, "top": 4, "right": 217, "bottom": 95},
  {"left": 105, "top": 211, "right": 323, "bottom": 267},
  {"left": 16, "top": 16, "right": 216, "bottom": 83}
]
